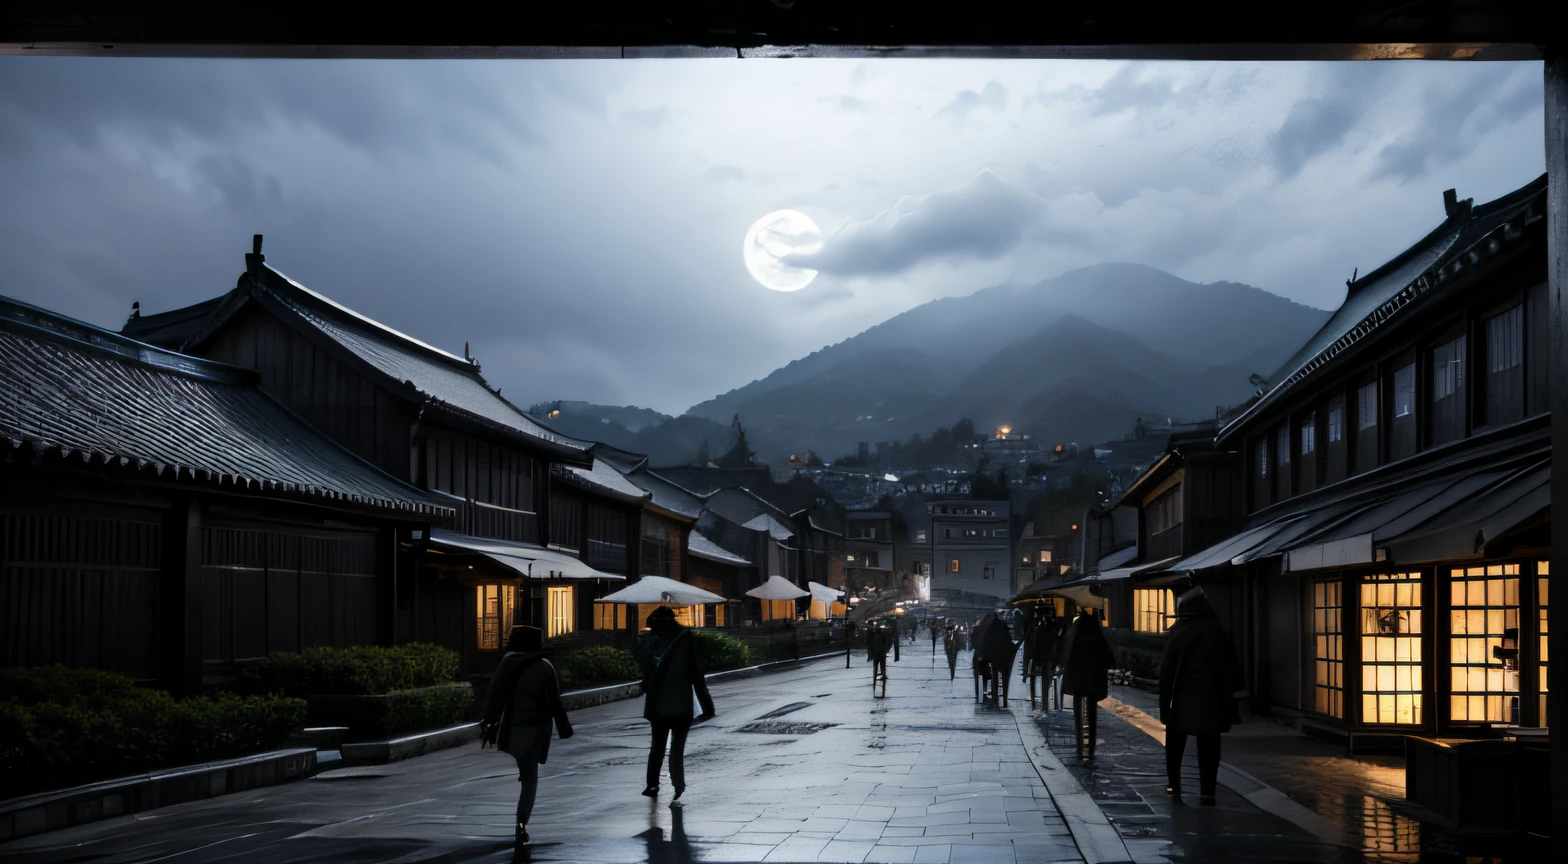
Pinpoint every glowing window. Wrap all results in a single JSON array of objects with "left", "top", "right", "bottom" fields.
[
  {"left": 476, "top": 584, "right": 516, "bottom": 650},
  {"left": 547, "top": 585, "right": 575, "bottom": 639},
  {"left": 1359, "top": 572, "right": 1424, "bottom": 725},
  {"left": 1134, "top": 589, "right": 1175, "bottom": 634},
  {"left": 1313, "top": 579, "right": 1344, "bottom": 719},
  {"left": 1540, "top": 560, "right": 1550, "bottom": 726}
]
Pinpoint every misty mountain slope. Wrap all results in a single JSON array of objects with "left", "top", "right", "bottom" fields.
[
  {"left": 962, "top": 314, "right": 1195, "bottom": 405},
  {"left": 686, "top": 264, "right": 1328, "bottom": 423},
  {"left": 1013, "top": 387, "right": 1156, "bottom": 450}
]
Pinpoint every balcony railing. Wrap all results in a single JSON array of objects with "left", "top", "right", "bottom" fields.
[{"left": 455, "top": 499, "right": 539, "bottom": 544}]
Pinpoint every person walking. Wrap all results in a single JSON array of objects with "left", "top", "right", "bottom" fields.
[
  {"left": 1059, "top": 607, "right": 1114, "bottom": 760},
  {"left": 867, "top": 621, "right": 893, "bottom": 696},
  {"left": 1159, "top": 587, "right": 1243, "bottom": 806},
  {"left": 479, "top": 625, "right": 575, "bottom": 855},
  {"left": 634, "top": 606, "right": 716, "bottom": 803},
  {"left": 931, "top": 621, "right": 939, "bottom": 656},
  {"left": 943, "top": 623, "right": 960, "bottom": 679}
]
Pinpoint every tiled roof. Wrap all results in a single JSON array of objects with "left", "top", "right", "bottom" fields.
[
  {"left": 254, "top": 265, "right": 585, "bottom": 457},
  {"left": 120, "top": 295, "right": 226, "bottom": 348},
  {"left": 554, "top": 456, "right": 651, "bottom": 504},
  {"left": 1220, "top": 174, "right": 1547, "bottom": 444},
  {"left": 1, "top": 295, "right": 452, "bottom": 518},
  {"left": 688, "top": 530, "right": 751, "bottom": 566},
  {"left": 628, "top": 468, "right": 706, "bottom": 520}
]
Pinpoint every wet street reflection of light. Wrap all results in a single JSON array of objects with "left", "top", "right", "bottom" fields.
[{"left": 1360, "top": 795, "right": 1421, "bottom": 862}]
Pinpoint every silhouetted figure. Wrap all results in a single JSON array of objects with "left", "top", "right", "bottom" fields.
[
  {"left": 1159, "top": 587, "right": 1242, "bottom": 806},
  {"left": 944, "top": 625, "right": 960, "bottom": 680},
  {"left": 1025, "top": 611, "right": 1065, "bottom": 710},
  {"left": 931, "top": 623, "right": 940, "bottom": 656},
  {"left": 867, "top": 622, "right": 895, "bottom": 696},
  {"left": 635, "top": 607, "right": 716, "bottom": 803},
  {"left": 973, "top": 612, "right": 1018, "bottom": 706},
  {"left": 1059, "top": 608, "right": 1113, "bottom": 760},
  {"left": 480, "top": 625, "right": 574, "bottom": 854}
]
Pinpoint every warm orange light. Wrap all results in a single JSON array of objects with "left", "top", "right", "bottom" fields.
[{"left": 1071, "top": 523, "right": 1079, "bottom": 531}]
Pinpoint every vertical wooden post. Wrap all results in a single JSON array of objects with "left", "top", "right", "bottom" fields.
[
  {"left": 376, "top": 525, "right": 398, "bottom": 645},
  {"left": 160, "top": 495, "right": 202, "bottom": 696},
  {"left": 1545, "top": 46, "right": 1568, "bottom": 859}
]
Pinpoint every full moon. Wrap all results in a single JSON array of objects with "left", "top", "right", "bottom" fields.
[{"left": 743, "top": 210, "right": 823, "bottom": 292}]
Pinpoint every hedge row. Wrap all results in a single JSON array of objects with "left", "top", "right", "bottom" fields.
[
  {"left": 307, "top": 682, "right": 476, "bottom": 741},
  {"left": 552, "top": 646, "right": 641, "bottom": 692},
  {"left": 0, "top": 666, "right": 305, "bottom": 800},
  {"left": 242, "top": 643, "right": 460, "bottom": 697}
]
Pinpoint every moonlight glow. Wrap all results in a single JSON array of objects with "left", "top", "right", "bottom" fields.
[{"left": 743, "top": 210, "right": 823, "bottom": 292}]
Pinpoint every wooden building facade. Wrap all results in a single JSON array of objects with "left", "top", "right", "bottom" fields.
[
  {"left": 122, "top": 239, "right": 633, "bottom": 678},
  {"left": 1, "top": 295, "right": 450, "bottom": 695}
]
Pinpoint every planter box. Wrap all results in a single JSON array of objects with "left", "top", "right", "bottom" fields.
[
  {"left": 306, "top": 681, "right": 475, "bottom": 741},
  {"left": 1404, "top": 736, "right": 1519, "bottom": 831}
]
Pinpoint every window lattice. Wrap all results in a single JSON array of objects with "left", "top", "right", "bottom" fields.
[
  {"left": 1448, "top": 564, "right": 1519, "bottom": 724},
  {"left": 1313, "top": 579, "right": 1344, "bottom": 719},
  {"left": 1359, "top": 572, "right": 1423, "bottom": 725}
]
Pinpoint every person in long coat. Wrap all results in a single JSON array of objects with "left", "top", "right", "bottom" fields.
[
  {"left": 1159, "top": 587, "right": 1242, "bottom": 805},
  {"left": 1059, "top": 608, "right": 1114, "bottom": 759},
  {"left": 635, "top": 606, "right": 716, "bottom": 802},
  {"left": 943, "top": 623, "right": 960, "bottom": 680},
  {"left": 480, "top": 625, "right": 575, "bottom": 851}
]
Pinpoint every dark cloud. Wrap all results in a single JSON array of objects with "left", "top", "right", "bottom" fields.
[
  {"left": 934, "top": 81, "right": 1007, "bottom": 121},
  {"left": 1268, "top": 96, "right": 1360, "bottom": 178},
  {"left": 783, "top": 170, "right": 1043, "bottom": 277},
  {"left": 1086, "top": 66, "right": 1182, "bottom": 116},
  {"left": 1374, "top": 66, "right": 1541, "bottom": 182},
  {"left": 0, "top": 59, "right": 548, "bottom": 165}
]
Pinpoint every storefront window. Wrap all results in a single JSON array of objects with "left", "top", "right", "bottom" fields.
[
  {"left": 1134, "top": 589, "right": 1175, "bottom": 633},
  {"left": 1360, "top": 572, "right": 1423, "bottom": 725},
  {"left": 1449, "top": 564, "right": 1519, "bottom": 724},
  {"left": 547, "top": 585, "right": 575, "bottom": 638},
  {"left": 476, "top": 584, "right": 517, "bottom": 650},
  {"left": 762, "top": 599, "right": 796, "bottom": 621},
  {"left": 1313, "top": 578, "right": 1344, "bottom": 719},
  {"left": 595, "top": 603, "right": 628, "bottom": 630},
  {"left": 1541, "top": 560, "right": 1550, "bottom": 726}
]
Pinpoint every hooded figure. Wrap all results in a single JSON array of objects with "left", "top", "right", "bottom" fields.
[
  {"left": 1058, "top": 608, "right": 1114, "bottom": 759},
  {"left": 634, "top": 606, "right": 716, "bottom": 803},
  {"left": 480, "top": 625, "right": 574, "bottom": 851},
  {"left": 943, "top": 623, "right": 960, "bottom": 679},
  {"left": 1159, "top": 587, "right": 1242, "bottom": 805}
]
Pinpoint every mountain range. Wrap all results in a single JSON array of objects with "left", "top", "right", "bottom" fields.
[{"left": 535, "top": 263, "right": 1331, "bottom": 466}]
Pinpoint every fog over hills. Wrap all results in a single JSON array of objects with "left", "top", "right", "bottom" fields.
[{"left": 537, "top": 264, "right": 1331, "bottom": 466}]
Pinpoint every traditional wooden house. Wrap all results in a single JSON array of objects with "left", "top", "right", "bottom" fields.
[
  {"left": 845, "top": 510, "right": 896, "bottom": 571},
  {"left": 2, "top": 295, "right": 451, "bottom": 695},
  {"left": 120, "top": 238, "right": 632, "bottom": 677},
  {"left": 1167, "top": 176, "right": 1551, "bottom": 750}
]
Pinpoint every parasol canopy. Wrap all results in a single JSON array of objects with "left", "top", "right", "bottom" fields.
[
  {"left": 746, "top": 574, "right": 810, "bottom": 601},
  {"left": 595, "top": 575, "right": 727, "bottom": 606},
  {"left": 807, "top": 581, "right": 843, "bottom": 605}
]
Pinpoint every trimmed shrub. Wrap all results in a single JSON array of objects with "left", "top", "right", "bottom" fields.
[
  {"left": 308, "top": 681, "right": 476, "bottom": 741},
  {"left": 0, "top": 666, "right": 305, "bottom": 800},
  {"left": 691, "top": 629, "right": 754, "bottom": 672},
  {"left": 551, "top": 646, "right": 640, "bottom": 692},
  {"left": 245, "top": 643, "right": 460, "bottom": 697},
  {"left": 1117, "top": 646, "right": 1163, "bottom": 681}
]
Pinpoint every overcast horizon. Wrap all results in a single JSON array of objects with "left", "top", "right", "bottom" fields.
[{"left": 0, "top": 58, "right": 1546, "bottom": 416}]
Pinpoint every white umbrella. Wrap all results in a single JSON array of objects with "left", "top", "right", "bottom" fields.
[
  {"left": 595, "top": 575, "right": 727, "bottom": 606},
  {"left": 746, "top": 575, "right": 810, "bottom": 601},
  {"left": 807, "top": 581, "right": 843, "bottom": 605}
]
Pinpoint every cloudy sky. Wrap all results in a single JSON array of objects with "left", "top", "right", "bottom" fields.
[{"left": 0, "top": 58, "right": 1545, "bottom": 415}]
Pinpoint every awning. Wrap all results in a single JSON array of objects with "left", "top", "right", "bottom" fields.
[
  {"left": 808, "top": 581, "right": 844, "bottom": 605},
  {"left": 596, "top": 575, "right": 727, "bottom": 606},
  {"left": 1039, "top": 555, "right": 1183, "bottom": 606},
  {"left": 746, "top": 574, "right": 810, "bottom": 601},
  {"left": 426, "top": 529, "right": 626, "bottom": 581},
  {"left": 1282, "top": 456, "right": 1549, "bottom": 572},
  {"left": 1094, "top": 544, "right": 1139, "bottom": 572},
  {"left": 1166, "top": 519, "right": 1302, "bottom": 575},
  {"left": 688, "top": 530, "right": 752, "bottom": 566}
]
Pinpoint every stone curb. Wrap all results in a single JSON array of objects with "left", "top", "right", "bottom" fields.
[
  {"left": 340, "top": 722, "right": 482, "bottom": 764},
  {"left": 0, "top": 748, "right": 317, "bottom": 844},
  {"left": 1015, "top": 705, "right": 1134, "bottom": 864}
]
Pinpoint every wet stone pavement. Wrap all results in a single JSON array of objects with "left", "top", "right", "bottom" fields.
[
  {"left": 1041, "top": 682, "right": 1534, "bottom": 864},
  {"left": 3, "top": 648, "right": 1088, "bottom": 864}
]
